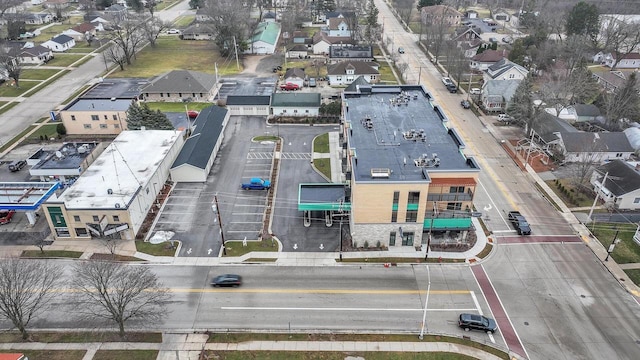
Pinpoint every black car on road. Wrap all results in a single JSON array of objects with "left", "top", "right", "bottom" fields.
[
  {"left": 460, "top": 100, "right": 471, "bottom": 109},
  {"left": 458, "top": 313, "right": 498, "bottom": 333},
  {"left": 211, "top": 274, "right": 242, "bottom": 287}
]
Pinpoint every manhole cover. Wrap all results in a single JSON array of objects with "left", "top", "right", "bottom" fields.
[{"left": 524, "top": 321, "right": 529, "bottom": 326}]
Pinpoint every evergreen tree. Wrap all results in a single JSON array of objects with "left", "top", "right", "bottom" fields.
[
  {"left": 126, "top": 102, "right": 173, "bottom": 130},
  {"left": 364, "top": 0, "right": 379, "bottom": 45},
  {"left": 565, "top": 2, "right": 599, "bottom": 40},
  {"left": 417, "top": 0, "right": 443, "bottom": 10},
  {"left": 507, "top": 75, "right": 535, "bottom": 126}
]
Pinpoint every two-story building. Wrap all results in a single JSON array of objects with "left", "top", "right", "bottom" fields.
[
  {"left": 59, "top": 99, "right": 132, "bottom": 135},
  {"left": 327, "top": 61, "right": 379, "bottom": 86}
]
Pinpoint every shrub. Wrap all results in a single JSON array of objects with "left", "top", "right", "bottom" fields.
[
  {"left": 56, "top": 123, "right": 67, "bottom": 136},
  {"left": 363, "top": 241, "right": 369, "bottom": 249},
  {"left": 376, "top": 240, "right": 381, "bottom": 248}
]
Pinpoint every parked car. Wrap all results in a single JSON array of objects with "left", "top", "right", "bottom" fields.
[
  {"left": 280, "top": 83, "right": 300, "bottom": 91},
  {"left": 458, "top": 313, "right": 498, "bottom": 333},
  {"left": 187, "top": 110, "right": 199, "bottom": 119},
  {"left": 308, "top": 77, "right": 317, "bottom": 87},
  {"left": 398, "top": 47, "right": 405, "bottom": 54},
  {"left": 446, "top": 84, "right": 457, "bottom": 93},
  {"left": 498, "top": 114, "right": 511, "bottom": 122},
  {"left": 489, "top": 37, "right": 498, "bottom": 43},
  {"left": 502, "top": 36, "right": 513, "bottom": 44},
  {"left": 460, "top": 100, "right": 471, "bottom": 109},
  {"left": 8, "top": 160, "right": 26, "bottom": 172},
  {"left": 469, "top": 88, "right": 481, "bottom": 95},
  {"left": 0, "top": 210, "right": 15, "bottom": 225},
  {"left": 441, "top": 77, "right": 453, "bottom": 86},
  {"left": 241, "top": 177, "right": 271, "bottom": 190},
  {"left": 211, "top": 274, "right": 242, "bottom": 287},
  {"left": 167, "top": 29, "right": 181, "bottom": 34}
]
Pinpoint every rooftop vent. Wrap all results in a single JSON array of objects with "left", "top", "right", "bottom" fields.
[
  {"left": 414, "top": 153, "right": 440, "bottom": 168},
  {"left": 371, "top": 168, "right": 392, "bottom": 178}
]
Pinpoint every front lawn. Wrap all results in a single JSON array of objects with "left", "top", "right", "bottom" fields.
[
  {"left": 224, "top": 239, "right": 278, "bottom": 257},
  {"left": 624, "top": 269, "right": 640, "bottom": 286},
  {"left": 108, "top": 38, "right": 239, "bottom": 78},
  {"left": 146, "top": 102, "right": 213, "bottom": 113},
  {"left": 313, "top": 158, "right": 331, "bottom": 179},
  {"left": 0, "top": 81, "right": 39, "bottom": 97},
  {"left": 93, "top": 350, "right": 158, "bottom": 360},
  {"left": 46, "top": 54, "right": 87, "bottom": 67},
  {"left": 21, "top": 69, "right": 62, "bottom": 80},
  {"left": 591, "top": 223, "right": 640, "bottom": 263},
  {"left": 26, "top": 123, "right": 59, "bottom": 141},
  {"left": 313, "top": 133, "right": 329, "bottom": 153},
  {"left": 21, "top": 250, "right": 83, "bottom": 258},
  {"left": 136, "top": 241, "right": 178, "bottom": 256},
  {"left": 378, "top": 61, "right": 398, "bottom": 83},
  {"left": 545, "top": 179, "right": 594, "bottom": 208}
]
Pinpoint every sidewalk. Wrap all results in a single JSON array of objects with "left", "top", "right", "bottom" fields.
[{"left": 0, "top": 332, "right": 506, "bottom": 360}]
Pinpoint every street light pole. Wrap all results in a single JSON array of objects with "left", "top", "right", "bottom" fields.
[
  {"left": 425, "top": 202, "right": 436, "bottom": 260},
  {"left": 213, "top": 194, "right": 226, "bottom": 255},
  {"left": 419, "top": 265, "right": 431, "bottom": 339}
]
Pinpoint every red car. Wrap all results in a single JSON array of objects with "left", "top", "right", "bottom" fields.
[
  {"left": 187, "top": 110, "right": 199, "bottom": 119},
  {"left": 280, "top": 83, "right": 299, "bottom": 91},
  {"left": 0, "top": 210, "right": 15, "bottom": 225}
]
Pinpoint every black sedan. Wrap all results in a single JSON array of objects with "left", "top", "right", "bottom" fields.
[
  {"left": 211, "top": 274, "right": 242, "bottom": 287},
  {"left": 460, "top": 100, "right": 471, "bottom": 109}
]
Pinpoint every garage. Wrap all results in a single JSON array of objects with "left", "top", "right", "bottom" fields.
[{"left": 226, "top": 95, "right": 271, "bottom": 116}]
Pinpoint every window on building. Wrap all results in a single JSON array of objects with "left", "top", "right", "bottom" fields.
[
  {"left": 389, "top": 231, "right": 396, "bottom": 246},
  {"left": 401, "top": 231, "right": 414, "bottom": 246},
  {"left": 178, "top": 93, "right": 182, "bottom": 97},
  {"left": 83, "top": 124, "right": 91, "bottom": 129},
  {"left": 114, "top": 124, "right": 120, "bottom": 128},
  {"left": 92, "top": 215, "right": 99, "bottom": 222},
  {"left": 447, "top": 202, "right": 462, "bottom": 210},
  {"left": 73, "top": 215, "right": 80, "bottom": 222},
  {"left": 408, "top": 191, "right": 420, "bottom": 204},
  {"left": 450, "top": 186, "right": 465, "bottom": 193},
  {"left": 616, "top": 153, "right": 623, "bottom": 157},
  {"left": 305, "top": 110, "right": 309, "bottom": 113},
  {"left": 104, "top": 115, "right": 108, "bottom": 120},
  {"left": 393, "top": 191, "right": 400, "bottom": 204},
  {"left": 75, "top": 228, "right": 88, "bottom": 237},
  {"left": 200, "top": 93, "right": 203, "bottom": 97},
  {"left": 100, "top": 124, "right": 107, "bottom": 129},
  {"left": 294, "top": 109, "right": 298, "bottom": 113},
  {"left": 71, "top": 115, "right": 76, "bottom": 121},
  {"left": 55, "top": 228, "right": 70, "bottom": 237},
  {"left": 391, "top": 210, "right": 398, "bottom": 222},
  {"left": 113, "top": 215, "right": 120, "bottom": 222},
  {"left": 166, "top": 93, "right": 170, "bottom": 97},
  {"left": 91, "top": 115, "right": 99, "bottom": 121},
  {"left": 192, "top": 93, "right": 196, "bottom": 97},
  {"left": 160, "top": 93, "right": 163, "bottom": 98},
  {"left": 282, "top": 109, "right": 287, "bottom": 113},
  {"left": 406, "top": 210, "right": 418, "bottom": 222},
  {"left": 113, "top": 115, "right": 118, "bottom": 120},
  {"left": 634, "top": 198, "right": 640, "bottom": 204}
]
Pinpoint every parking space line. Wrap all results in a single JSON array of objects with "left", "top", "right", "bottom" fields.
[{"left": 229, "top": 221, "right": 262, "bottom": 224}]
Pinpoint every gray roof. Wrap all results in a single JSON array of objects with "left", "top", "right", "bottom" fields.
[
  {"left": 574, "top": 104, "right": 601, "bottom": 117},
  {"left": 171, "top": 106, "right": 227, "bottom": 170},
  {"left": 271, "top": 93, "right": 321, "bottom": 107},
  {"left": 344, "top": 76, "right": 371, "bottom": 92},
  {"left": 560, "top": 132, "right": 634, "bottom": 153},
  {"left": 483, "top": 79, "right": 520, "bottom": 101},
  {"left": 344, "top": 85, "right": 480, "bottom": 182},
  {"left": 329, "top": 45, "right": 373, "bottom": 59},
  {"left": 226, "top": 95, "right": 271, "bottom": 105},
  {"left": 284, "top": 68, "right": 305, "bottom": 79},
  {"left": 288, "top": 44, "right": 308, "bottom": 51},
  {"left": 486, "top": 58, "right": 528, "bottom": 79},
  {"left": 214, "top": 77, "right": 276, "bottom": 99},
  {"left": 82, "top": 78, "right": 149, "bottom": 99},
  {"left": 143, "top": 70, "right": 216, "bottom": 94},
  {"left": 183, "top": 23, "right": 214, "bottom": 35},
  {"left": 328, "top": 61, "right": 379, "bottom": 76},
  {"left": 20, "top": 45, "right": 50, "bottom": 57},
  {"left": 64, "top": 99, "right": 132, "bottom": 111},
  {"left": 51, "top": 34, "right": 74, "bottom": 44},
  {"left": 532, "top": 112, "right": 579, "bottom": 143},
  {"left": 598, "top": 160, "right": 640, "bottom": 196}
]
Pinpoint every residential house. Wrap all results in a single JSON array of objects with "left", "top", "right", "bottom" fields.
[
  {"left": 420, "top": 5, "right": 463, "bottom": 26},
  {"left": 42, "top": 34, "right": 76, "bottom": 52},
  {"left": 286, "top": 44, "right": 309, "bottom": 59},
  {"left": 24, "top": 13, "right": 54, "bottom": 25},
  {"left": 465, "top": 10, "right": 478, "bottom": 19},
  {"left": 460, "top": 40, "right": 482, "bottom": 58},
  {"left": 312, "top": 31, "right": 354, "bottom": 55},
  {"left": 283, "top": 68, "right": 306, "bottom": 88},
  {"left": 326, "top": 16, "right": 352, "bottom": 37},
  {"left": 529, "top": 112, "right": 580, "bottom": 151},
  {"left": 327, "top": 61, "right": 379, "bottom": 86},
  {"left": 245, "top": 21, "right": 281, "bottom": 54},
  {"left": 604, "top": 53, "right": 640, "bottom": 69},
  {"left": 142, "top": 70, "right": 217, "bottom": 102},
  {"left": 271, "top": 93, "right": 321, "bottom": 117},
  {"left": 471, "top": 50, "right": 509, "bottom": 70},
  {"left": 452, "top": 27, "right": 481, "bottom": 43},
  {"left": 483, "top": 58, "right": 528, "bottom": 82},
  {"left": 292, "top": 31, "right": 309, "bottom": 44},
  {"left": 170, "top": 106, "right": 229, "bottom": 183},
  {"left": 63, "top": 22, "right": 103, "bottom": 42},
  {"left": 182, "top": 23, "right": 214, "bottom": 40},
  {"left": 591, "top": 69, "right": 640, "bottom": 92},
  {"left": 104, "top": 4, "right": 128, "bottom": 21},
  {"left": 19, "top": 45, "right": 53, "bottom": 65},
  {"left": 328, "top": 45, "right": 374, "bottom": 64},
  {"left": 43, "top": 130, "right": 184, "bottom": 241},
  {"left": 591, "top": 160, "right": 640, "bottom": 210},
  {"left": 195, "top": 8, "right": 212, "bottom": 22},
  {"left": 59, "top": 99, "right": 132, "bottom": 135},
  {"left": 480, "top": 79, "right": 520, "bottom": 112},
  {"left": 544, "top": 104, "right": 602, "bottom": 123},
  {"left": 558, "top": 132, "right": 633, "bottom": 163}
]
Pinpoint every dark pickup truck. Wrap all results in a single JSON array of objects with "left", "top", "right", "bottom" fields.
[{"left": 508, "top": 211, "right": 531, "bottom": 235}]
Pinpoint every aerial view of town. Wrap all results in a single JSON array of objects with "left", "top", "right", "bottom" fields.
[{"left": 1, "top": 0, "right": 640, "bottom": 359}]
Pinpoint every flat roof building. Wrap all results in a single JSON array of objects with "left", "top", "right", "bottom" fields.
[
  {"left": 28, "top": 142, "right": 107, "bottom": 183},
  {"left": 43, "top": 130, "right": 184, "bottom": 240},
  {"left": 342, "top": 85, "right": 480, "bottom": 248}
]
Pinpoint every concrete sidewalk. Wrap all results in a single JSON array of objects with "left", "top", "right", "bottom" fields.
[{"left": 0, "top": 333, "right": 506, "bottom": 360}]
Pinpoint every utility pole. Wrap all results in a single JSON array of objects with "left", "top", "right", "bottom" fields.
[
  {"left": 425, "top": 202, "right": 436, "bottom": 260},
  {"left": 418, "top": 265, "right": 431, "bottom": 339},
  {"left": 588, "top": 171, "right": 608, "bottom": 226},
  {"left": 233, "top": 36, "right": 240, "bottom": 71},
  {"left": 212, "top": 194, "right": 226, "bottom": 255},
  {"left": 604, "top": 230, "right": 620, "bottom": 262}
]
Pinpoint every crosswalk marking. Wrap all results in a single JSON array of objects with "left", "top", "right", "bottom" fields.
[{"left": 247, "top": 152, "right": 311, "bottom": 160}]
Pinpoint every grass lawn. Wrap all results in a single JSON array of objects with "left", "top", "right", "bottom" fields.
[
  {"left": 93, "top": 350, "right": 159, "bottom": 360},
  {"left": 136, "top": 241, "right": 178, "bottom": 256},
  {"left": 47, "top": 54, "right": 87, "bottom": 67},
  {"left": 313, "top": 133, "right": 330, "bottom": 152},
  {"left": 476, "top": 243, "right": 493, "bottom": 259},
  {"left": 378, "top": 61, "right": 398, "bottom": 83},
  {"left": 108, "top": 38, "right": 238, "bottom": 78},
  {"left": 314, "top": 158, "right": 331, "bottom": 179},
  {"left": 204, "top": 351, "right": 477, "bottom": 359},
  {"left": 253, "top": 135, "right": 279, "bottom": 142},
  {"left": 0, "top": 81, "right": 39, "bottom": 97},
  {"left": 26, "top": 123, "right": 59, "bottom": 141},
  {"left": 545, "top": 179, "right": 594, "bottom": 208},
  {"left": 173, "top": 15, "right": 195, "bottom": 27},
  {"left": 591, "top": 223, "right": 640, "bottom": 263},
  {"left": 0, "top": 332, "right": 162, "bottom": 343},
  {"left": 224, "top": 240, "right": 279, "bottom": 256},
  {"left": 146, "top": 102, "right": 213, "bottom": 113},
  {"left": 21, "top": 69, "right": 62, "bottom": 80},
  {"left": 624, "top": 269, "right": 640, "bottom": 286},
  {"left": 21, "top": 250, "right": 83, "bottom": 258},
  {"left": 157, "top": 0, "right": 180, "bottom": 10},
  {"left": 0, "top": 350, "right": 85, "bottom": 360}
]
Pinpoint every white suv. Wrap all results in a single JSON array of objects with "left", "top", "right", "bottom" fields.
[{"left": 441, "top": 77, "right": 453, "bottom": 86}]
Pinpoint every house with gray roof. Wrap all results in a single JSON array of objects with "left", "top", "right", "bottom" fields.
[
  {"left": 328, "top": 61, "right": 379, "bottom": 86},
  {"left": 483, "top": 58, "right": 528, "bottom": 81},
  {"left": 42, "top": 34, "right": 76, "bottom": 52},
  {"left": 182, "top": 23, "right": 214, "bottom": 40},
  {"left": 471, "top": 49, "right": 509, "bottom": 70},
  {"left": 142, "top": 70, "right": 217, "bottom": 102},
  {"left": 529, "top": 112, "right": 579, "bottom": 146},
  {"left": 286, "top": 44, "right": 309, "bottom": 59},
  {"left": 226, "top": 95, "right": 271, "bottom": 116},
  {"left": 479, "top": 79, "right": 520, "bottom": 112},
  {"left": 328, "top": 45, "right": 374, "bottom": 64},
  {"left": 271, "top": 93, "right": 321, "bottom": 117},
  {"left": 591, "top": 160, "right": 640, "bottom": 210},
  {"left": 170, "top": 106, "right": 230, "bottom": 182},
  {"left": 283, "top": 68, "right": 306, "bottom": 88},
  {"left": 558, "top": 132, "right": 633, "bottom": 163}
]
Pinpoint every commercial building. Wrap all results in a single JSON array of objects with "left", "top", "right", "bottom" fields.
[
  {"left": 59, "top": 98, "right": 132, "bottom": 135},
  {"left": 341, "top": 85, "right": 480, "bottom": 248},
  {"left": 28, "top": 142, "right": 106, "bottom": 183},
  {"left": 43, "top": 130, "right": 184, "bottom": 240}
]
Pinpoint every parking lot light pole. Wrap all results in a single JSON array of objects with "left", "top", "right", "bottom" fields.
[{"left": 212, "top": 194, "right": 226, "bottom": 255}]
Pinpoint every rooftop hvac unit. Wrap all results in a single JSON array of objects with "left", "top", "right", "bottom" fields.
[{"left": 370, "top": 168, "right": 391, "bottom": 178}]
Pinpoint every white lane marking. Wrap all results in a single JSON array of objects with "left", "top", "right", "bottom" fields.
[
  {"left": 470, "top": 291, "right": 482, "bottom": 315},
  {"left": 488, "top": 332, "right": 495, "bottom": 343},
  {"left": 492, "top": 230, "right": 518, "bottom": 233},
  {"left": 478, "top": 180, "right": 510, "bottom": 227},
  {"left": 221, "top": 307, "right": 479, "bottom": 312}
]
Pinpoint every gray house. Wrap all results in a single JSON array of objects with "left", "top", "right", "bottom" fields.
[{"left": 142, "top": 70, "right": 217, "bottom": 102}]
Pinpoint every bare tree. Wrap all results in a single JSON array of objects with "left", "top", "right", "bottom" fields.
[
  {"left": 73, "top": 261, "right": 171, "bottom": 339},
  {"left": 419, "top": 4, "right": 450, "bottom": 63},
  {"left": 102, "top": 42, "right": 127, "bottom": 71},
  {"left": 205, "top": 0, "right": 251, "bottom": 56},
  {"left": 0, "top": 258, "right": 63, "bottom": 340},
  {"left": 0, "top": 45, "right": 22, "bottom": 88},
  {"left": 102, "top": 239, "right": 121, "bottom": 256},
  {"left": 569, "top": 139, "right": 606, "bottom": 191},
  {"left": 140, "top": 17, "right": 169, "bottom": 48},
  {"left": 106, "top": 14, "right": 146, "bottom": 68},
  {"left": 600, "top": 72, "right": 640, "bottom": 128},
  {"left": 0, "top": 0, "right": 22, "bottom": 17},
  {"left": 397, "top": 62, "right": 409, "bottom": 81},
  {"left": 600, "top": 16, "right": 640, "bottom": 70}
]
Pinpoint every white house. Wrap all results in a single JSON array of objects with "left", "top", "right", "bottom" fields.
[
  {"left": 327, "top": 61, "right": 379, "bottom": 86},
  {"left": 271, "top": 93, "right": 321, "bottom": 117},
  {"left": 19, "top": 45, "right": 53, "bottom": 65},
  {"left": 558, "top": 132, "right": 634, "bottom": 163},
  {"left": 591, "top": 160, "right": 640, "bottom": 210},
  {"left": 483, "top": 58, "right": 528, "bottom": 82},
  {"left": 326, "top": 16, "right": 352, "bottom": 37},
  {"left": 283, "top": 68, "right": 306, "bottom": 88},
  {"left": 471, "top": 50, "right": 509, "bottom": 70},
  {"left": 312, "top": 31, "right": 353, "bottom": 55},
  {"left": 245, "top": 22, "right": 281, "bottom": 55},
  {"left": 42, "top": 34, "right": 76, "bottom": 52},
  {"left": 605, "top": 53, "right": 640, "bottom": 69}
]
